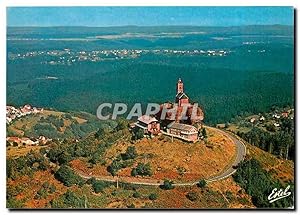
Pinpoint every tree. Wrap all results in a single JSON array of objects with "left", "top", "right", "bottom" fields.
[
  {"left": 86, "top": 177, "right": 96, "bottom": 185},
  {"left": 92, "top": 180, "right": 108, "bottom": 193},
  {"left": 94, "top": 127, "right": 109, "bottom": 139},
  {"left": 266, "top": 124, "right": 276, "bottom": 132},
  {"left": 51, "top": 190, "right": 85, "bottom": 209},
  {"left": 233, "top": 159, "right": 294, "bottom": 208},
  {"left": 132, "top": 163, "right": 152, "bottom": 176},
  {"left": 149, "top": 193, "right": 158, "bottom": 200},
  {"left": 160, "top": 180, "right": 174, "bottom": 190},
  {"left": 57, "top": 152, "right": 72, "bottom": 165},
  {"left": 107, "top": 160, "right": 122, "bottom": 176},
  {"left": 133, "top": 128, "right": 144, "bottom": 140},
  {"left": 54, "top": 165, "right": 83, "bottom": 187},
  {"left": 122, "top": 146, "right": 138, "bottom": 160},
  {"left": 198, "top": 179, "right": 207, "bottom": 188},
  {"left": 201, "top": 128, "right": 207, "bottom": 139},
  {"left": 133, "top": 192, "right": 141, "bottom": 198},
  {"left": 131, "top": 168, "right": 137, "bottom": 177},
  {"left": 186, "top": 191, "right": 198, "bottom": 201},
  {"left": 115, "top": 119, "right": 128, "bottom": 131}
]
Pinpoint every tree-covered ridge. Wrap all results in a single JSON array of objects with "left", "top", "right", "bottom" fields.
[
  {"left": 7, "top": 25, "right": 294, "bottom": 125},
  {"left": 233, "top": 159, "right": 294, "bottom": 208},
  {"left": 226, "top": 106, "right": 295, "bottom": 161},
  {"left": 6, "top": 109, "right": 294, "bottom": 209}
]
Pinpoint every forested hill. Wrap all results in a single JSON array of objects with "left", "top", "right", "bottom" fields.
[
  {"left": 7, "top": 25, "right": 293, "bottom": 37},
  {"left": 7, "top": 25, "right": 294, "bottom": 124}
]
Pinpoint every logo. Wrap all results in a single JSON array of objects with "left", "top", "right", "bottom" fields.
[
  {"left": 96, "top": 102, "right": 200, "bottom": 121},
  {"left": 268, "top": 185, "right": 292, "bottom": 203}
]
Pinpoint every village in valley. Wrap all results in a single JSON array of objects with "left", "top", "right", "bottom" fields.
[
  {"left": 6, "top": 104, "right": 43, "bottom": 124},
  {"left": 7, "top": 48, "right": 229, "bottom": 66},
  {"left": 219, "top": 106, "right": 294, "bottom": 134},
  {"left": 6, "top": 105, "right": 52, "bottom": 147}
]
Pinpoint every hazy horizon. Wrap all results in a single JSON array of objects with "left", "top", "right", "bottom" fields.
[
  {"left": 7, "top": 7, "right": 294, "bottom": 27},
  {"left": 6, "top": 24, "right": 294, "bottom": 28}
]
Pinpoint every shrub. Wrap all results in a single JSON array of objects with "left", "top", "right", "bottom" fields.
[
  {"left": 133, "top": 128, "right": 144, "bottom": 140},
  {"left": 186, "top": 191, "right": 198, "bottom": 201},
  {"left": 160, "top": 180, "right": 174, "bottom": 190},
  {"left": 132, "top": 163, "right": 152, "bottom": 176},
  {"left": 58, "top": 190, "right": 85, "bottom": 208},
  {"left": 35, "top": 188, "right": 48, "bottom": 199},
  {"left": 49, "top": 184, "right": 56, "bottom": 194},
  {"left": 115, "top": 119, "right": 128, "bottom": 131},
  {"left": 92, "top": 180, "right": 108, "bottom": 193},
  {"left": 225, "top": 191, "right": 234, "bottom": 200},
  {"left": 64, "top": 114, "right": 73, "bottom": 120},
  {"left": 149, "top": 193, "right": 158, "bottom": 200},
  {"left": 86, "top": 177, "right": 96, "bottom": 185},
  {"left": 133, "top": 192, "right": 141, "bottom": 198},
  {"left": 119, "top": 182, "right": 138, "bottom": 190},
  {"left": 54, "top": 165, "right": 83, "bottom": 187},
  {"left": 95, "top": 127, "right": 110, "bottom": 139},
  {"left": 131, "top": 168, "right": 137, "bottom": 177},
  {"left": 198, "top": 179, "right": 207, "bottom": 188},
  {"left": 107, "top": 160, "right": 122, "bottom": 176},
  {"left": 42, "top": 182, "right": 50, "bottom": 189},
  {"left": 6, "top": 197, "right": 24, "bottom": 208},
  {"left": 121, "top": 146, "right": 138, "bottom": 160},
  {"left": 111, "top": 190, "right": 117, "bottom": 196},
  {"left": 127, "top": 203, "right": 135, "bottom": 208}
]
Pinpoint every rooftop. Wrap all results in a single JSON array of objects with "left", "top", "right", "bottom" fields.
[
  {"left": 137, "top": 115, "right": 158, "bottom": 125},
  {"left": 167, "top": 122, "right": 198, "bottom": 133},
  {"left": 176, "top": 92, "right": 189, "bottom": 100}
]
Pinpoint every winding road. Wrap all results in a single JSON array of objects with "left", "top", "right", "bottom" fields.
[
  {"left": 75, "top": 126, "right": 247, "bottom": 186},
  {"left": 205, "top": 126, "right": 247, "bottom": 183}
]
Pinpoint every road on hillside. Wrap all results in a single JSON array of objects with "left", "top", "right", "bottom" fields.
[
  {"left": 75, "top": 126, "right": 247, "bottom": 186},
  {"left": 205, "top": 126, "right": 247, "bottom": 182}
]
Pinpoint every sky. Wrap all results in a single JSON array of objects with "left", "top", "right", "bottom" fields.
[{"left": 7, "top": 6, "right": 294, "bottom": 27}]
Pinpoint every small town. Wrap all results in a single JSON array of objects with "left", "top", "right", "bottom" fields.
[
  {"left": 6, "top": 104, "right": 43, "bottom": 124},
  {"left": 7, "top": 48, "right": 230, "bottom": 65},
  {"left": 6, "top": 104, "right": 51, "bottom": 147},
  {"left": 6, "top": 135, "right": 51, "bottom": 147}
]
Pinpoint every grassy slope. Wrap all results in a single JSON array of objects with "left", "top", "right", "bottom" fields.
[
  {"left": 6, "top": 109, "right": 294, "bottom": 208},
  {"left": 246, "top": 143, "right": 294, "bottom": 184}
]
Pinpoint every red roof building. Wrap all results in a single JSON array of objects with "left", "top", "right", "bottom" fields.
[
  {"left": 166, "top": 122, "right": 198, "bottom": 142},
  {"left": 134, "top": 115, "right": 160, "bottom": 135}
]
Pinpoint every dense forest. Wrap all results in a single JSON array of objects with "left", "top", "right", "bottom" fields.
[
  {"left": 233, "top": 159, "right": 294, "bottom": 208},
  {"left": 237, "top": 116, "right": 295, "bottom": 161},
  {"left": 7, "top": 25, "right": 294, "bottom": 124},
  {"left": 6, "top": 25, "right": 294, "bottom": 209}
]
